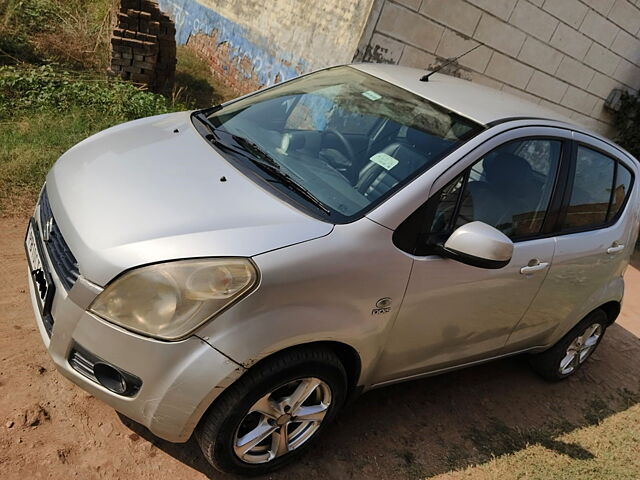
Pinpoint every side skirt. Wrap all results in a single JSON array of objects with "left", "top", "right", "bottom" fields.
[{"left": 366, "top": 346, "right": 547, "bottom": 390}]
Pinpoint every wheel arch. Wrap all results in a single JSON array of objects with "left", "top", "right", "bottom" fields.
[
  {"left": 598, "top": 300, "right": 621, "bottom": 325},
  {"left": 245, "top": 341, "right": 363, "bottom": 394},
  {"left": 191, "top": 341, "right": 363, "bottom": 442}
]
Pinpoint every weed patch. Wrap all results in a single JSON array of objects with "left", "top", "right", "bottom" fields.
[
  {"left": 0, "top": 65, "right": 175, "bottom": 119},
  {"left": 1, "top": 0, "right": 113, "bottom": 71}
]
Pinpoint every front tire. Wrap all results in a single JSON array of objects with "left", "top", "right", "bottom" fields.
[
  {"left": 529, "top": 309, "right": 608, "bottom": 381},
  {"left": 196, "top": 346, "right": 347, "bottom": 476}
]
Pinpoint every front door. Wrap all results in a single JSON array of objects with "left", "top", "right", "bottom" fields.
[{"left": 374, "top": 135, "right": 568, "bottom": 384}]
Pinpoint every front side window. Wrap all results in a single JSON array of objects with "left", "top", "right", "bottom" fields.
[
  {"left": 430, "top": 138, "right": 562, "bottom": 240},
  {"left": 201, "top": 66, "right": 483, "bottom": 221},
  {"left": 562, "top": 146, "right": 633, "bottom": 230}
]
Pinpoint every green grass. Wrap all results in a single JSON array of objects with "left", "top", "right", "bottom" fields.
[
  {"left": 437, "top": 404, "right": 640, "bottom": 480},
  {"left": 0, "top": 109, "right": 123, "bottom": 212}
]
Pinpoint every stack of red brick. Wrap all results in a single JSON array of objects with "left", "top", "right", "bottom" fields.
[{"left": 109, "top": 0, "right": 176, "bottom": 94}]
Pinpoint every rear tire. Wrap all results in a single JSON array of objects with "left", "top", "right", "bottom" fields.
[
  {"left": 529, "top": 309, "right": 608, "bottom": 381},
  {"left": 196, "top": 346, "right": 347, "bottom": 476}
]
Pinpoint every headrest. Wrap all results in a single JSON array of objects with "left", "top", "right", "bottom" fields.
[
  {"left": 406, "top": 127, "right": 452, "bottom": 157},
  {"left": 484, "top": 152, "right": 533, "bottom": 186},
  {"left": 406, "top": 127, "right": 428, "bottom": 146},
  {"left": 376, "top": 143, "right": 425, "bottom": 174}
]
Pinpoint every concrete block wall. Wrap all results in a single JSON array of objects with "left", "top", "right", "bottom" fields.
[{"left": 358, "top": 0, "right": 640, "bottom": 135}]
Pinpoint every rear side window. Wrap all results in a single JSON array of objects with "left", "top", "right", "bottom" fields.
[
  {"left": 610, "top": 163, "right": 633, "bottom": 220},
  {"left": 562, "top": 146, "right": 633, "bottom": 230}
]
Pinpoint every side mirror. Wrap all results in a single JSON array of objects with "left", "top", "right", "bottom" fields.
[{"left": 443, "top": 221, "right": 513, "bottom": 269}]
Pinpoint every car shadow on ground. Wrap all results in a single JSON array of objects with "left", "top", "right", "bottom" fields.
[{"left": 120, "top": 317, "right": 640, "bottom": 480}]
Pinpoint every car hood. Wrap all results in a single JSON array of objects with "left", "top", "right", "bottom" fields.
[{"left": 46, "top": 111, "right": 333, "bottom": 286}]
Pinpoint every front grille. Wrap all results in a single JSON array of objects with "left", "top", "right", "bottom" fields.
[
  {"left": 39, "top": 189, "right": 80, "bottom": 291},
  {"left": 41, "top": 312, "right": 54, "bottom": 338}
]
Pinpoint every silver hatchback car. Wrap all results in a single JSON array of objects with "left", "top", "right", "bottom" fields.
[{"left": 26, "top": 64, "right": 639, "bottom": 475}]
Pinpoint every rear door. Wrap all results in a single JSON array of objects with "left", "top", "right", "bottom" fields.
[{"left": 506, "top": 133, "right": 638, "bottom": 349}]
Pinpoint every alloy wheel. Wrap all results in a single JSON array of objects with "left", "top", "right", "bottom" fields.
[
  {"left": 558, "top": 323, "right": 603, "bottom": 375},
  {"left": 233, "top": 377, "right": 332, "bottom": 464}
]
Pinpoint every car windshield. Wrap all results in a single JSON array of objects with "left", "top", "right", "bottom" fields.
[{"left": 203, "top": 66, "right": 484, "bottom": 222}]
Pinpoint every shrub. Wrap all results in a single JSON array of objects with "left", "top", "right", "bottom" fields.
[
  {"left": 0, "top": 65, "right": 179, "bottom": 121},
  {"left": 0, "top": 31, "right": 44, "bottom": 65},
  {"left": 10, "top": 0, "right": 61, "bottom": 33}
]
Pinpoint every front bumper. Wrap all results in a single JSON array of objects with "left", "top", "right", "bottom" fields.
[{"left": 26, "top": 206, "right": 245, "bottom": 442}]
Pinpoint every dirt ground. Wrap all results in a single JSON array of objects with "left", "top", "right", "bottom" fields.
[{"left": 1, "top": 215, "right": 639, "bottom": 480}]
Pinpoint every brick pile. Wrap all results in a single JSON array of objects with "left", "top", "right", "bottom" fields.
[{"left": 109, "top": 0, "right": 176, "bottom": 94}]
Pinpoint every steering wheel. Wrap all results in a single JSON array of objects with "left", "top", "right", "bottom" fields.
[{"left": 322, "top": 128, "right": 358, "bottom": 184}]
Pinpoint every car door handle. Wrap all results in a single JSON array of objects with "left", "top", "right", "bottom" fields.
[
  {"left": 606, "top": 243, "right": 625, "bottom": 254},
  {"left": 520, "top": 261, "right": 549, "bottom": 275}
]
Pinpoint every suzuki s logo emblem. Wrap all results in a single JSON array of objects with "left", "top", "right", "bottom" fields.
[
  {"left": 43, "top": 218, "right": 54, "bottom": 242},
  {"left": 371, "top": 297, "right": 392, "bottom": 315}
]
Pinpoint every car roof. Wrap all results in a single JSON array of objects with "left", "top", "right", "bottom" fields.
[{"left": 352, "top": 63, "right": 574, "bottom": 127}]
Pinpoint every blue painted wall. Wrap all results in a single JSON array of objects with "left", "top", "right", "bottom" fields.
[{"left": 158, "top": 0, "right": 307, "bottom": 87}]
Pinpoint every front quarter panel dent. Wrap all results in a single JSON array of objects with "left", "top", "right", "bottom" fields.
[{"left": 147, "top": 338, "right": 246, "bottom": 442}]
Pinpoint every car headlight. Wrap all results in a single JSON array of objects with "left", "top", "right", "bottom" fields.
[{"left": 89, "top": 258, "right": 258, "bottom": 341}]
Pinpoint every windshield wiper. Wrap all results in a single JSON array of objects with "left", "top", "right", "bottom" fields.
[
  {"left": 193, "top": 113, "right": 250, "bottom": 156},
  {"left": 194, "top": 116, "right": 332, "bottom": 215},
  {"left": 231, "top": 135, "right": 332, "bottom": 215},
  {"left": 192, "top": 110, "right": 221, "bottom": 136}
]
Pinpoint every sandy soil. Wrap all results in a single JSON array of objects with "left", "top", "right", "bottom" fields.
[{"left": 1, "top": 215, "right": 639, "bottom": 479}]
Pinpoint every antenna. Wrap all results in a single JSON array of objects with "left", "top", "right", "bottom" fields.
[{"left": 420, "top": 43, "right": 483, "bottom": 82}]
